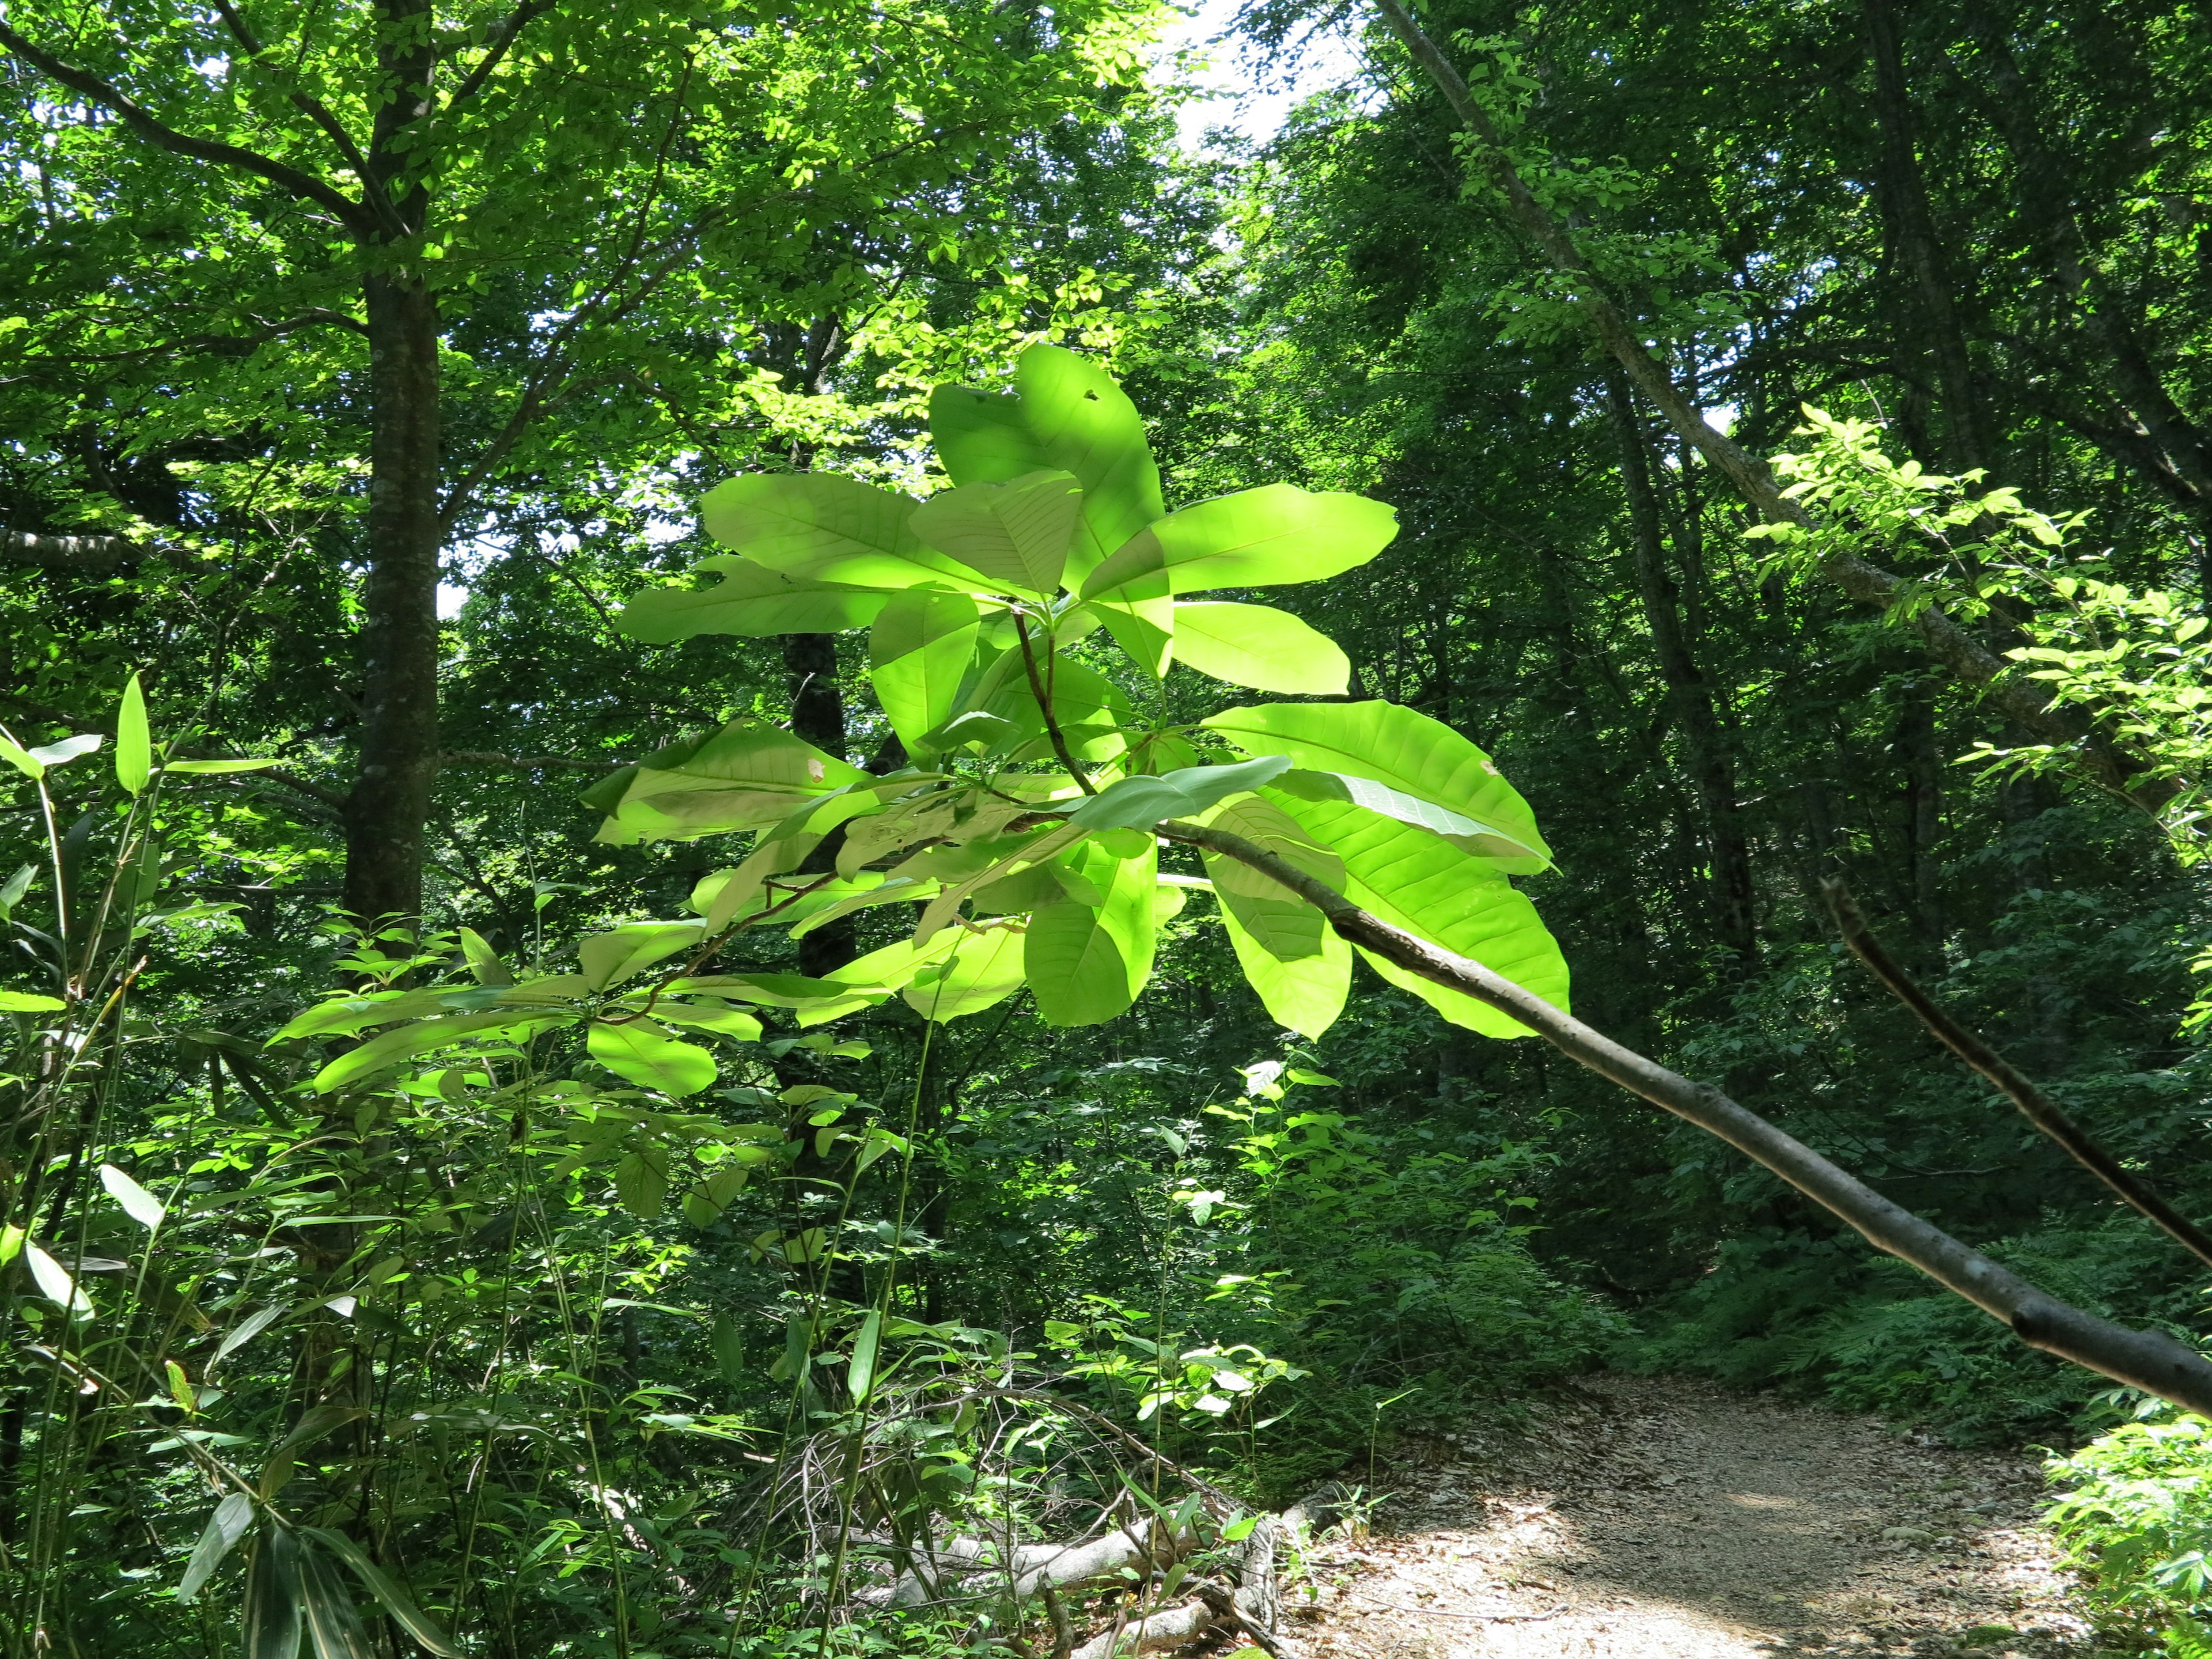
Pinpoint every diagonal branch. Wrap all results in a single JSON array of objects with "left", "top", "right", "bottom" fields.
[
  {"left": 1824, "top": 879, "right": 2212, "bottom": 1272},
  {"left": 1366, "top": 0, "right": 2170, "bottom": 811},
  {"left": 1159, "top": 815, "right": 2212, "bottom": 1416},
  {"left": 442, "top": 0, "right": 558, "bottom": 108},
  {"left": 0, "top": 20, "right": 371, "bottom": 236}
]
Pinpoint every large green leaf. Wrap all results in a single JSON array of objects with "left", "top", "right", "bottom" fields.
[
  {"left": 1024, "top": 841, "right": 1158, "bottom": 1027},
  {"left": 578, "top": 922, "right": 703, "bottom": 990},
  {"left": 927, "top": 345, "right": 1165, "bottom": 588},
  {"left": 618, "top": 555, "right": 893, "bottom": 642},
  {"left": 908, "top": 470, "right": 1081, "bottom": 596},
  {"left": 1087, "top": 590, "right": 1175, "bottom": 679},
  {"left": 1267, "top": 792, "right": 1567, "bottom": 1039},
  {"left": 906, "top": 925, "right": 1026, "bottom": 1021},
  {"left": 1066, "top": 756, "right": 1292, "bottom": 832},
  {"left": 1206, "top": 701, "right": 1553, "bottom": 873},
  {"left": 314, "top": 1011, "right": 570, "bottom": 1092},
  {"left": 699, "top": 473, "right": 980, "bottom": 590},
  {"left": 1080, "top": 484, "right": 1397, "bottom": 607},
  {"left": 594, "top": 722, "right": 867, "bottom": 844},
  {"left": 1196, "top": 795, "right": 1349, "bottom": 1038},
  {"left": 116, "top": 672, "right": 150, "bottom": 796},
  {"left": 1171, "top": 603, "right": 1350, "bottom": 694},
  {"left": 588, "top": 1018, "right": 718, "bottom": 1097},
  {"left": 869, "top": 588, "right": 983, "bottom": 749}
]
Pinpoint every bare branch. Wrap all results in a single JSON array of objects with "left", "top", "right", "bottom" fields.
[
  {"left": 442, "top": 0, "right": 557, "bottom": 108},
  {"left": 0, "top": 20, "right": 371, "bottom": 235},
  {"left": 1824, "top": 878, "right": 2212, "bottom": 1271},
  {"left": 1159, "top": 815, "right": 2212, "bottom": 1415}
]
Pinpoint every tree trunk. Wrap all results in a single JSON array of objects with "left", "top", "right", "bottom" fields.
[
  {"left": 1605, "top": 373, "right": 1756, "bottom": 965},
  {"left": 1863, "top": 0, "right": 1989, "bottom": 474},
  {"left": 342, "top": 272, "right": 444, "bottom": 931}
]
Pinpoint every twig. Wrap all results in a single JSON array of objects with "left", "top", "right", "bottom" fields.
[
  {"left": 1012, "top": 612, "right": 1095, "bottom": 795},
  {"left": 1823, "top": 878, "right": 2212, "bottom": 1272}
]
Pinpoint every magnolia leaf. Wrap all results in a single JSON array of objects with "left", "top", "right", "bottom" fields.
[
  {"left": 650, "top": 1001, "right": 765, "bottom": 1043},
  {"left": 1206, "top": 700, "right": 1552, "bottom": 872},
  {"left": 1025, "top": 840, "right": 1159, "bottom": 1027},
  {"left": 1081, "top": 485, "right": 1396, "bottom": 606},
  {"left": 1272, "top": 769, "right": 1541, "bottom": 863},
  {"left": 595, "top": 721, "right": 867, "bottom": 843},
  {"left": 1086, "top": 590, "right": 1176, "bottom": 678},
  {"left": 869, "top": 588, "right": 983, "bottom": 749},
  {"left": 313, "top": 1011, "right": 566, "bottom": 1092},
  {"left": 1066, "top": 756, "right": 1293, "bottom": 833},
  {"left": 99, "top": 1163, "right": 165, "bottom": 1231},
  {"left": 699, "top": 472, "right": 981, "bottom": 590},
  {"left": 1170, "top": 602, "right": 1350, "bottom": 694},
  {"left": 915, "top": 822, "right": 1089, "bottom": 942},
  {"left": 116, "top": 673, "right": 151, "bottom": 795},
  {"left": 164, "top": 758, "right": 282, "bottom": 774},
  {"left": 906, "top": 926, "right": 1027, "bottom": 1021},
  {"left": 0, "top": 991, "right": 65, "bottom": 1012},
  {"left": 908, "top": 469, "right": 1082, "bottom": 596},
  {"left": 179, "top": 1492, "right": 255, "bottom": 1603},
  {"left": 588, "top": 1019, "right": 717, "bottom": 1097},
  {"left": 1270, "top": 791, "right": 1568, "bottom": 1039},
  {"left": 1198, "top": 794, "right": 1350, "bottom": 1039},
  {"left": 928, "top": 344, "right": 1165, "bottom": 589},
  {"left": 578, "top": 922, "right": 703, "bottom": 991},
  {"left": 457, "top": 927, "right": 513, "bottom": 986},
  {"left": 618, "top": 554, "right": 894, "bottom": 642}
]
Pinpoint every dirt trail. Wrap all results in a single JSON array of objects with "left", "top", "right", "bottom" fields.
[{"left": 1293, "top": 1376, "right": 2099, "bottom": 1659}]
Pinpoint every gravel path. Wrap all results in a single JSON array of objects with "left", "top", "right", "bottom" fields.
[{"left": 1290, "top": 1376, "right": 2099, "bottom": 1659}]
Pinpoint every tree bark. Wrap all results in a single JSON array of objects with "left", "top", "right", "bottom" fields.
[
  {"left": 1863, "top": 0, "right": 1989, "bottom": 474},
  {"left": 1159, "top": 816, "right": 2212, "bottom": 1416},
  {"left": 1605, "top": 372, "right": 1756, "bottom": 964}
]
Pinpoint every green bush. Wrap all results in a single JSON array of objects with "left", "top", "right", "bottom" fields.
[{"left": 2047, "top": 1411, "right": 2212, "bottom": 1656}]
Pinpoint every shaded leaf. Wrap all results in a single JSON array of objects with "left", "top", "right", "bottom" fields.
[
  {"left": 618, "top": 554, "right": 894, "bottom": 641},
  {"left": 179, "top": 1491, "right": 254, "bottom": 1602},
  {"left": 300, "top": 1527, "right": 463, "bottom": 1657},
  {"left": 908, "top": 469, "right": 1081, "bottom": 595},
  {"left": 1066, "top": 756, "right": 1293, "bottom": 833}
]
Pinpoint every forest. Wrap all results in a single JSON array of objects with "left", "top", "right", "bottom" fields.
[{"left": 5, "top": 0, "right": 2212, "bottom": 1652}]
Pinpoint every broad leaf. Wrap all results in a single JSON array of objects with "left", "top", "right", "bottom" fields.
[
  {"left": 1081, "top": 485, "right": 1397, "bottom": 606},
  {"left": 1197, "top": 795, "right": 1350, "bottom": 1039},
  {"left": 651, "top": 1000, "right": 766, "bottom": 1043},
  {"left": 116, "top": 673, "right": 150, "bottom": 795},
  {"left": 578, "top": 922, "right": 703, "bottom": 990},
  {"left": 1273, "top": 770, "right": 1543, "bottom": 863},
  {"left": 588, "top": 1018, "right": 718, "bottom": 1097},
  {"left": 908, "top": 470, "right": 1081, "bottom": 595},
  {"left": 618, "top": 555, "right": 893, "bottom": 642},
  {"left": 906, "top": 925, "right": 1027, "bottom": 1021},
  {"left": 0, "top": 991, "right": 65, "bottom": 1012},
  {"left": 457, "top": 927, "right": 512, "bottom": 986},
  {"left": 1206, "top": 701, "right": 1552, "bottom": 873},
  {"left": 593, "top": 721, "right": 867, "bottom": 843},
  {"left": 27, "top": 733, "right": 102, "bottom": 768},
  {"left": 1171, "top": 603, "right": 1350, "bottom": 694},
  {"left": 313, "top": 1012, "right": 567, "bottom": 1092},
  {"left": 1066, "top": 756, "right": 1293, "bottom": 832},
  {"left": 1268, "top": 792, "right": 1568, "bottom": 1039},
  {"left": 869, "top": 588, "right": 983, "bottom": 749},
  {"left": 699, "top": 472, "right": 978, "bottom": 589},
  {"left": 1025, "top": 840, "right": 1159, "bottom": 1027},
  {"left": 929, "top": 344, "right": 1165, "bottom": 588},
  {"left": 612, "top": 1147, "right": 672, "bottom": 1215}
]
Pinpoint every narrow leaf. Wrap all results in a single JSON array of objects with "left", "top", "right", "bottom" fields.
[
  {"left": 99, "top": 1163, "right": 165, "bottom": 1231},
  {"left": 0, "top": 991, "right": 65, "bottom": 1013},
  {"left": 847, "top": 1309, "right": 882, "bottom": 1403},
  {"left": 300, "top": 1527, "right": 464, "bottom": 1657},
  {"left": 24, "top": 1243, "right": 87, "bottom": 1316},
  {"left": 241, "top": 1527, "right": 304, "bottom": 1659},
  {"left": 179, "top": 1493, "right": 255, "bottom": 1603},
  {"left": 116, "top": 673, "right": 150, "bottom": 795}
]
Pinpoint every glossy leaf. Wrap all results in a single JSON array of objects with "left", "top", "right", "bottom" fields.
[
  {"left": 698, "top": 472, "right": 977, "bottom": 590},
  {"left": 116, "top": 672, "right": 150, "bottom": 794},
  {"left": 1025, "top": 840, "right": 1158, "bottom": 1027},
  {"left": 908, "top": 469, "right": 1081, "bottom": 595},
  {"left": 25, "top": 1243, "right": 87, "bottom": 1316},
  {"left": 1206, "top": 701, "right": 1553, "bottom": 872},
  {"left": 869, "top": 587, "right": 983, "bottom": 749},
  {"left": 1081, "top": 484, "right": 1397, "bottom": 606},
  {"left": 928, "top": 344, "right": 1165, "bottom": 588},
  {"left": 592, "top": 721, "right": 867, "bottom": 843},
  {"left": 1066, "top": 756, "right": 1293, "bottom": 832},
  {"left": 99, "top": 1162, "right": 164, "bottom": 1230},
  {"left": 26, "top": 733, "right": 101, "bottom": 768},
  {"left": 618, "top": 554, "right": 893, "bottom": 642},
  {"left": 1170, "top": 602, "right": 1350, "bottom": 694},
  {"left": 1268, "top": 792, "right": 1569, "bottom": 1038},
  {"left": 588, "top": 1018, "right": 717, "bottom": 1097}
]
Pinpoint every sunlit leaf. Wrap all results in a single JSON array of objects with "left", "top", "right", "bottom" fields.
[
  {"left": 908, "top": 469, "right": 1081, "bottom": 595},
  {"left": 588, "top": 1018, "right": 717, "bottom": 1097},
  {"left": 99, "top": 1163, "right": 164, "bottom": 1231},
  {"left": 618, "top": 554, "right": 895, "bottom": 641},
  {"left": 1025, "top": 840, "right": 1159, "bottom": 1027},
  {"left": 1169, "top": 602, "right": 1350, "bottom": 694},
  {"left": 699, "top": 473, "right": 981, "bottom": 589},
  {"left": 906, "top": 926, "right": 1027, "bottom": 1021},
  {"left": 116, "top": 672, "right": 150, "bottom": 795},
  {"left": 0, "top": 991, "right": 65, "bottom": 1013},
  {"left": 1081, "top": 485, "right": 1396, "bottom": 607},
  {"left": 578, "top": 921, "right": 703, "bottom": 990},
  {"left": 869, "top": 587, "right": 983, "bottom": 749}
]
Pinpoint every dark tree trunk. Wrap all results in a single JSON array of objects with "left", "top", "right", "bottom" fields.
[
  {"left": 1864, "top": 0, "right": 1990, "bottom": 474},
  {"left": 785, "top": 631, "right": 857, "bottom": 979},
  {"left": 1894, "top": 680, "right": 1946, "bottom": 956},
  {"left": 1605, "top": 372, "right": 1758, "bottom": 966},
  {"left": 341, "top": 0, "right": 444, "bottom": 933},
  {"left": 343, "top": 273, "right": 444, "bottom": 930}
]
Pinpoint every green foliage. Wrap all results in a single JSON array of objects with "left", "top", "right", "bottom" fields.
[{"left": 2047, "top": 1412, "right": 2212, "bottom": 1654}]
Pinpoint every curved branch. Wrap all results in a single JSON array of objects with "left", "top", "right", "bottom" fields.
[
  {"left": 1824, "top": 879, "right": 2212, "bottom": 1272},
  {"left": 1157, "top": 816, "right": 2212, "bottom": 1415},
  {"left": 0, "top": 21, "right": 370, "bottom": 236}
]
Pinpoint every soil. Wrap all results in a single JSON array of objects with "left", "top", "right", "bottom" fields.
[{"left": 1289, "top": 1375, "right": 2105, "bottom": 1659}]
